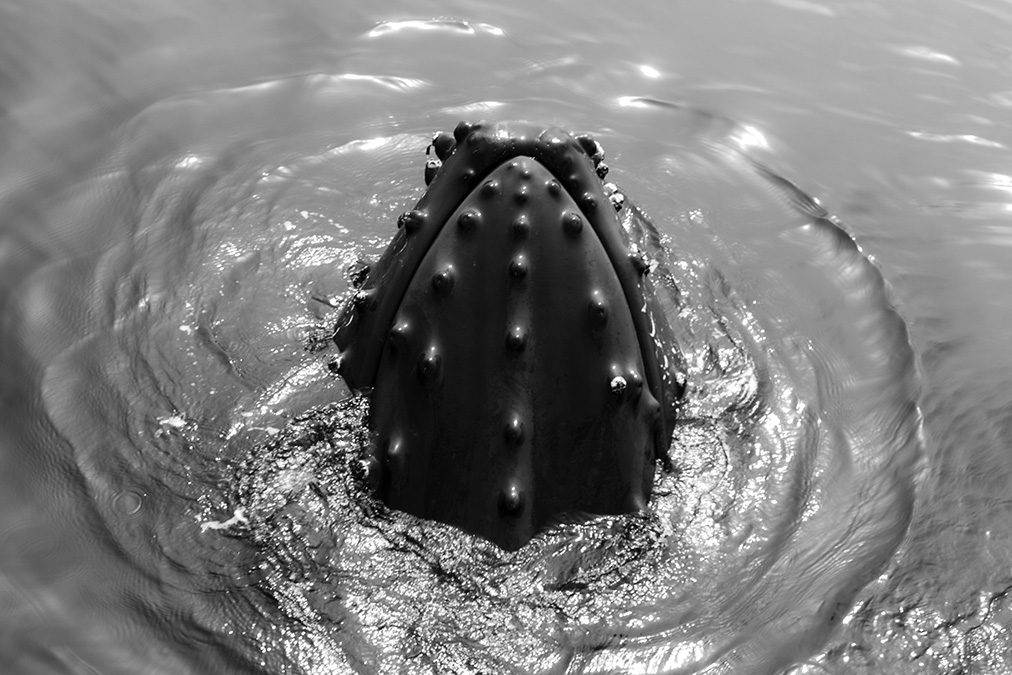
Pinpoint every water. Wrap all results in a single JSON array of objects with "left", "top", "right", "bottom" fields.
[{"left": 1, "top": 1, "right": 1009, "bottom": 673}]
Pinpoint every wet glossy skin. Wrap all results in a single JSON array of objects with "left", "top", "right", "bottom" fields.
[{"left": 333, "top": 121, "right": 683, "bottom": 550}]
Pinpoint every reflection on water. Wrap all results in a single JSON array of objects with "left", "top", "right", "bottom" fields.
[{"left": 1, "top": 1, "right": 1011, "bottom": 674}]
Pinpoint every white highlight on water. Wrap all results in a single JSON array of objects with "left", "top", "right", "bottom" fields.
[{"left": 199, "top": 507, "right": 248, "bottom": 533}]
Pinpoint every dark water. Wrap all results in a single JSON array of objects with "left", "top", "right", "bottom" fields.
[{"left": 1, "top": 1, "right": 1009, "bottom": 673}]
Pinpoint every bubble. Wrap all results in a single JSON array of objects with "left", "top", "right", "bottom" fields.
[{"left": 113, "top": 489, "right": 144, "bottom": 515}]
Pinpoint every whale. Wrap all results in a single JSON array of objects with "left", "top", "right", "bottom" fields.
[{"left": 332, "top": 121, "right": 684, "bottom": 551}]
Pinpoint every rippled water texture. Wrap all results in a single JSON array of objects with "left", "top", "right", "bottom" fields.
[{"left": 1, "top": 1, "right": 1011, "bottom": 674}]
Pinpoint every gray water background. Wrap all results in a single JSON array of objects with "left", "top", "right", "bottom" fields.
[{"left": 0, "top": 0, "right": 1009, "bottom": 673}]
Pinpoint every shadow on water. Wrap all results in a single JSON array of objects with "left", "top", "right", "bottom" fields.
[{"left": 0, "top": 58, "right": 922, "bottom": 674}]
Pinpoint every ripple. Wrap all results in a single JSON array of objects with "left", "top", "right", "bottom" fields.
[
  {"left": 908, "top": 131, "right": 1005, "bottom": 149},
  {"left": 893, "top": 46, "right": 961, "bottom": 66},
  {"left": 215, "top": 115, "right": 922, "bottom": 673},
  {"left": 368, "top": 19, "right": 506, "bottom": 38},
  {"left": 13, "top": 74, "right": 923, "bottom": 674}
]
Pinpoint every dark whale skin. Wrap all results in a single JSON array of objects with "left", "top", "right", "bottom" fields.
[{"left": 333, "top": 121, "right": 683, "bottom": 551}]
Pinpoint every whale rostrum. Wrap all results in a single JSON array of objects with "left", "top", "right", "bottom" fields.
[{"left": 333, "top": 121, "right": 684, "bottom": 551}]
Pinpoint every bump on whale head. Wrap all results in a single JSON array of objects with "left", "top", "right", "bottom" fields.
[{"left": 333, "top": 121, "right": 684, "bottom": 551}]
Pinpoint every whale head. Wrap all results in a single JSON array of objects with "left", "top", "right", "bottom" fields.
[{"left": 333, "top": 121, "right": 683, "bottom": 550}]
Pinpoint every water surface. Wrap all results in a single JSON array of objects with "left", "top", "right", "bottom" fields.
[{"left": 1, "top": 1, "right": 1010, "bottom": 673}]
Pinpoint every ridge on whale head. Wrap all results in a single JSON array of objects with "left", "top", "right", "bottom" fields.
[{"left": 333, "top": 120, "right": 684, "bottom": 551}]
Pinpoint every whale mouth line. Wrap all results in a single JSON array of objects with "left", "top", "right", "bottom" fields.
[{"left": 331, "top": 120, "right": 685, "bottom": 550}]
